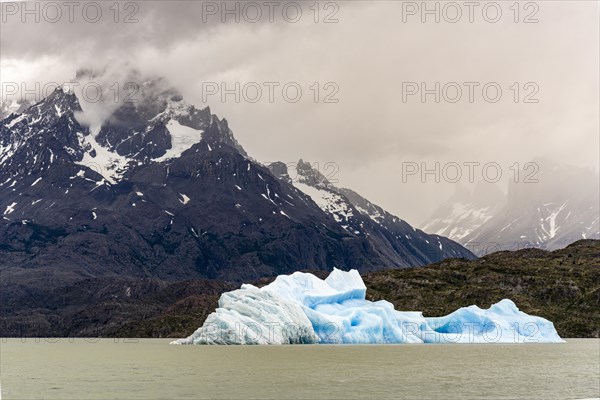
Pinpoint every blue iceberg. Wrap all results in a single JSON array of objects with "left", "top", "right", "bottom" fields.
[{"left": 172, "top": 269, "right": 564, "bottom": 345}]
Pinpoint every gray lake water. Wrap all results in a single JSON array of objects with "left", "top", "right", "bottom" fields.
[{"left": 1, "top": 338, "right": 598, "bottom": 400}]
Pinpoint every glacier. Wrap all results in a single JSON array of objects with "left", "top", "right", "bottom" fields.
[{"left": 172, "top": 269, "right": 564, "bottom": 345}]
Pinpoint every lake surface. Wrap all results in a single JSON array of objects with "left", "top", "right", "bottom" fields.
[{"left": 1, "top": 338, "right": 598, "bottom": 399}]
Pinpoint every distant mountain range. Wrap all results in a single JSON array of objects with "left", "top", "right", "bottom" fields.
[
  {"left": 0, "top": 73, "right": 474, "bottom": 334},
  {"left": 422, "top": 181, "right": 505, "bottom": 244},
  {"left": 422, "top": 160, "right": 599, "bottom": 255}
]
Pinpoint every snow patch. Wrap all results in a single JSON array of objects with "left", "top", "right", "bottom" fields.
[
  {"left": 294, "top": 182, "right": 353, "bottom": 224},
  {"left": 155, "top": 120, "right": 203, "bottom": 162},
  {"left": 77, "top": 132, "right": 131, "bottom": 184},
  {"left": 179, "top": 193, "right": 191, "bottom": 205},
  {"left": 3, "top": 202, "right": 17, "bottom": 215}
]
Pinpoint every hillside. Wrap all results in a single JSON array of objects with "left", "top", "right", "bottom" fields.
[
  {"left": 4, "top": 240, "right": 594, "bottom": 338},
  {"left": 364, "top": 239, "right": 599, "bottom": 338}
]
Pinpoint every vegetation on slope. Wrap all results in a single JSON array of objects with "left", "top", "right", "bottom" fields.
[
  {"left": 2, "top": 240, "right": 597, "bottom": 338},
  {"left": 363, "top": 240, "right": 599, "bottom": 338}
]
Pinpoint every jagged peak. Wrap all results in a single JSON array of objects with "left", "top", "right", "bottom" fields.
[
  {"left": 200, "top": 116, "right": 247, "bottom": 157},
  {"left": 1, "top": 86, "right": 83, "bottom": 133},
  {"left": 295, "top": 159, "right": 332, "bottom": 189},
  {"left": 151, "top": 96, "right": 211, "bottom": 125},
  {"left": 268, "top": 161, "right": 292, "bottom": 183},
  {"left": 31, "top": 86, "right": 82, "bottom": 114},
  {"left": 1, "top": 70, "right": 253, "bottom": 185}
]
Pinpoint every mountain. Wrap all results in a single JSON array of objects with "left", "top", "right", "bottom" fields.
[
  {"left": 269, "top": 160, "right": 472, "bottom": 266},
  {"left": 0, "top": 99, "right": 34, "bottom": 120},
  {"left": 421, "top": 182, "right": 505, "bottom": 243},
  {"left": 0, "top": 76, "right": 474, "bottom": 331},
  {"left": 422, "top": 161, "right": 599, "bottom": 255}
]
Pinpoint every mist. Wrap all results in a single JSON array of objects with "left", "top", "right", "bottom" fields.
[{"left": 1, "top": 1, "right": 598, "bottom": 225}]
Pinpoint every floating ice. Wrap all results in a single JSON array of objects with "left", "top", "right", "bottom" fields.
[{"left": 172, "top": 269, "right": 564, "bottom": 345}]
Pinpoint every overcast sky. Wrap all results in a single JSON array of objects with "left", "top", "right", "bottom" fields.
[{"left": 1, "top": 1, "right": 598, "bottom": 225}]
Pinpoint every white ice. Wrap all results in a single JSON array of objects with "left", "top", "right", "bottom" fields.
[{"left": 172, "top": 269, "right": 564, "bottom": 345}]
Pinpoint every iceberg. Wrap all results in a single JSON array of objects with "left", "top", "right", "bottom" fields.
[{"left": 172, "top": 268, "right": 564, "bottom": 345}]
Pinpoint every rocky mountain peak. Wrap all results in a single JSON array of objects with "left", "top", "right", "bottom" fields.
[
  {"left": 0, "top": 99, "right": 35, "bottom": 120},
  {"left": 5, "top": 86, "right": 82, "bottom": 131},
  {"left": 295, "top": 159, "right": 331, "bottom": 189},
  {"left": 0, "top": 88, "right": 89, "bottom": 183},
  {"left": 1, "top": 73, "right": 257, "bottom": 189},
  {"left": 86, "top": 78, "right": 248, "bottom": 163},
  {"left": 268, "top": 162, "right": 292, "bottom": 183}
]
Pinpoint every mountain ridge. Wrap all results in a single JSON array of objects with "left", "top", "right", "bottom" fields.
[
  {"left": 422, "top": 162, "right": 599, "bottom": 255},
  {"left": 269, "top": 160, "right": 470, "bottom": 265},
  {"left": 0, "top": 78, "right": 474, "bottom": 293}
]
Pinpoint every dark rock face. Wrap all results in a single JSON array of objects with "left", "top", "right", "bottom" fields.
[
  {"left": 0, "top": 88, "right": 87, "bottom": 178},
  {"left": 0, "top": 83, "right": 475, "bottom": 335},
  {"left": 268, "top": 162, "right": 292, "bottom": 184},
  {"left": 270, "top": 159, "right": 475, "bottom": 267}
]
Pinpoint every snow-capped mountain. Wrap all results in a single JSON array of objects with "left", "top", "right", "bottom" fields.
[
  {"left": 269, "top": 160, "right": 474, "bottom": 265},
  {"left": 0, "top": 77, "right": 474, "bottom": 291},
  {"left": 422, "top": 160, "right": 599, "bottom": 255},
  {"left": 421, "top": 182, "right": 505, "bottom": 242}
]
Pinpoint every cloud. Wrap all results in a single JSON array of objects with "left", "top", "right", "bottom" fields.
[{"left": 1, "top": 1, "right": 598, "bottom": 224}]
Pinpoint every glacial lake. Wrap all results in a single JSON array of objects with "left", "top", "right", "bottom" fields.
[{"left": 1, "top": 339, "right": 598, "bottom": 400}]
